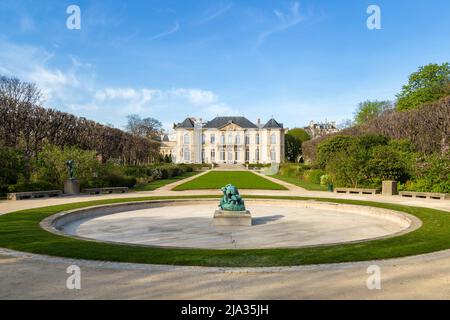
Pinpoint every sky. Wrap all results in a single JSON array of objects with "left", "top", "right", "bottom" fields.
[{"left": 1, "top": 0, "right": 450, "bottom": 131}]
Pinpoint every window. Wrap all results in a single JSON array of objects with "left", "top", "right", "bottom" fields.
[
  {"left": 235, "top": 134, "right": 240, "bottom": 145},
  {"left": 228, "top": 133, "right": 233, "bottom": 144},
  {"left": 220, "top": 134, "right": 225, "bottom": 145},
  {"left": 227, "top": 150, "right": 233, "bottom": 161},
  {"left": 256, "top": 134, "right": 260, "bottom": 145},
  {"left": 245, "top": 149, "right": 249, "bottom": 161},
  {"left": 183, "top": 148, "right": 190, "bottom": 161},
  {"left": 255, "top": 148, "right": 259, "bottom": 162},
  {"left": 245, "top": 134, "right": 250, "bottom": 144},
  {"left": 183, "top": 133, "right": 190, "bottom": 145},
  {"left": 202, "top": 134, "right": 205, "bottom": 145},
  {"left": 210, "top": 134, "right": 215, "bottom": 144},
  {"left": 270, "top": 149, "right": 276, "bottom": 161},
  {"left": 270, "top": 134, "right": 276, "bottom": 145},
  {"left": 211, "top": 149, "right": 215, "bottom": 162},
  {"left": 220, "top": 148, "right": 225, "bottom": 161},
  {"left": 235, "top": 150, "right": 239, "bottom": 161}
]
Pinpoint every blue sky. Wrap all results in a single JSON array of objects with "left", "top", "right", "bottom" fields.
[{"left": 1, "top": 0, "right": 450, "bottom": 131}]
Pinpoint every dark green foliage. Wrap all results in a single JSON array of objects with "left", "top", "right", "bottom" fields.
[
  {"left": 0, "top": 146, "right": 25, "bottom": 193},
  {"left": 316, "top": 135, "right": 354, "bottom": 168}
]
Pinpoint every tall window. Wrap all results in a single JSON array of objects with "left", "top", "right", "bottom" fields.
[
  {"left": 183, "top": 148, "right": 190, "bottom": 161},
  {"left": 235, "top": 134, "right": 240, "bottom": 145},
  {"left": 256, "top": 134, "right": 260, "bottom": 145},
  {"left": 245, "top": 148, "right": 250, "bottom": 161},
  {"left": 220, "top": 148, "right": 225, "bottom": 161},
  {"left": 210, "top": 134, "right": 215, "bottom": 144},
  {"left": 183, "top": 133, "right": 190, "bottom": 145},
  {"left": 270, "top": 149, "right": 276, "bottom": 161},
  {"left": 245, "top": 134, "right": 250, "bottom": 144},
  {"left": 227, "top": 149, "right": 233, "bottom": 161},
  {"left": 235, "top": 150, "right": 239, "bottom": 161},
  {"left": 220, "top": 134, "right": 225, "bottom": 145},
  {"left": 211, "top": 149, "right": 216, "bottom": 162},
  {"left": 270, "top": 134, "right": 276, "bottom": 145},
  {"left": 255, "top": 148, "right": 260, "bottom": 162},
  {"left": 227, "top": 133, "right": 233, "bottom": 144},
  {"left": 202, "top": 134, "right": 205, "bottom": 145}
]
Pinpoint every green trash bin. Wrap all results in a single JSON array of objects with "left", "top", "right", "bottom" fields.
[{"left": 327, "top": 183, "right": 334, "bottom": 192}]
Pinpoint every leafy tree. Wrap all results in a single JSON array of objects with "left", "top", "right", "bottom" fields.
[
  {"left": 287, "top": 128, "right": 311, "bottom": 143},
  {"left": 284, "top": 128, "right": 310, "bottom": 163},
  {"left": 0, "top": 145, "right": 25, "bottom": 192},
  {"left": 285, "top": 133, "right": 302, "bottom": 162},
  {"left": 396, "top": 63, "right": 450, "bottom": 111},
  {"left": 354, "top": 100, "right": 393, "bottom": 125}
]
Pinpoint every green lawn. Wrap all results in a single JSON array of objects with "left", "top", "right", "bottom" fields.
[
  {"left": 172, "top": 171, "right": 287, "bottom": 191},
  {"left": 134, "top": 171, "right": 200, "bottom": 191},
  {"left": 273, "top": 175, "right": 327, "bottom": 191},
  {"left": 1, "top": 195, "right": 450, "bottom": 267}
]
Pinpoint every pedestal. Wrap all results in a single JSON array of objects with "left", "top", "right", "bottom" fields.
[
  {"left": 382, "top": 180, "right": 398, "bottom": 196},
  {"left": 64, "top": 179, "right": 80, "bottom": 195},
  {"left": 213, "top": 209, "right": 252, "bottom": 226}
]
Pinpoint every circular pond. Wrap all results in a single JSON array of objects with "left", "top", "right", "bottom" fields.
[{"left": 49, "top": 200, "right": 418, "bottom": 249}]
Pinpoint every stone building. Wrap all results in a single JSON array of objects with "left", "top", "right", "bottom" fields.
[
  {"left": 304, "top": 120, "right": 339, "bottom": 139},
  {"left": 169, "top": 116, "right": 285, "bottom": 164}
]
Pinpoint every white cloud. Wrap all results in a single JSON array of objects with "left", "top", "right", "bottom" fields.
[
  {"left": 0, "top": 38, "right": 235, "bottom": 127},
  {"left": 257, "top": 2, "right": 303, "bottom": 45},
  {"left": 149, "top": 22, "right": 180, "bottom": 41}
]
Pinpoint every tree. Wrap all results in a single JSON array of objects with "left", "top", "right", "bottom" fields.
[
  {"left": 0, "top": 75, "right": 42, "bottom": 105},
  {"left": 284, "top": 128, "right": 310, "bottom": 162},
  {"left": 126, "top": 114, "right": 163, "bottom": 139},
  {"left": 354, "top": 100, "right": 393, "bottom": 125},
  {"left": 396, "top": 63, "right": 450, "bottom": 111},
  {"left": 285, "top": 133, "right": 301, "bottom": 162}
]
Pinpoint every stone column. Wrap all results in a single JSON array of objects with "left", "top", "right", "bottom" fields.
[
  {"left": 64, "top": 179, "right": 80, "bottom": 195},
  {"left": 382, "top": 181, "right": 398, "bottom": 196}
]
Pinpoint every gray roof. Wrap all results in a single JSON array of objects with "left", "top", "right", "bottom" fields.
[
  {"left": 203, "top": 117, "right": 258, "bottom": 129},
  {"left": 263, "top": 118, "right": 283, "bottom": 129},
  {"left": 175, "top": 118, "right": 195, "bottom": 128}
]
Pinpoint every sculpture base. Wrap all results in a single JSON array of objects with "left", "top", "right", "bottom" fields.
[
  {"left": 64, "top": 179, "right": 80, "bottom": 195},
  {"left": 213, "top": 209, "right": 252, "bottom": 227}
]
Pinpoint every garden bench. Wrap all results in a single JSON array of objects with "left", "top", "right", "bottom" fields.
[
  {"left": 334, "top": 188, "right": 379, "bottom": 195},
  {"left": 399, "top": 191, "right": 449, "bottom": 200},
  {"left": 7, "top": 190, "right": 62, "bottom": 201},
  {"left": 83, "top": 187, "right": 129, "bottom": 195}
]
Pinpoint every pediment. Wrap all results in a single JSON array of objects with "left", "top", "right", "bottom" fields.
[{"left": 219, "top": 122, "right": 243, "bottom": 131}]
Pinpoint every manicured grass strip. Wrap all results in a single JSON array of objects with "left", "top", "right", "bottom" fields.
[
  {"left": 1, "top": 195, "right": 450, "bottom": 267},
  {"left": 173, "top": 171, "right": 287, "bottom": 191},
  {"left": 134, "top": 171, "right": 200, "bottom": 191},
  {"left": 273, "top": 174, "right": 327, "bottom": 191}
]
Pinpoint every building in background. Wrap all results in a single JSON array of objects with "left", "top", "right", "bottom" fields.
[
  {"left": 304, "top": 120, "right": 340, "bottom": 139},
  {"left": 170, "top": 116, "right": 285, "bottom": 164},
  {"left": 159, "top": 133, "right": 177, "bottom": 162}
]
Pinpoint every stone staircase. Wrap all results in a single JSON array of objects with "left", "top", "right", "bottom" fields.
[{"left": 214, "top": 163, "right": 247, "bottom": 170}]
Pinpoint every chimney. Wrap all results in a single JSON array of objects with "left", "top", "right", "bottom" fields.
[{"left": 257, "top": 118, "right": 261, "bottom": 125}]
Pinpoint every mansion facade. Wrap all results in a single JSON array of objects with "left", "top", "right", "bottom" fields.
[{"left": 166, "top": 116, "right": 286, "bottom": 164}]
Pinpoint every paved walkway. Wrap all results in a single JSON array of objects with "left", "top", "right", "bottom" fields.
[{"left": 1, "top": 172, "right": 450, "bottom": 299}]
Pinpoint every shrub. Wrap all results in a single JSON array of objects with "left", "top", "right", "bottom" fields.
[
  {"left": 316, "top": 135, "right": 354, "bottom": 168},
  {"left": 8, "top": 181, "right": 59, "bottom": 193},
  {"left": 303, "top": 169, "right": 326, "bottom": 184},
  {"left": 0, "top": 146, "right": 25, "bottom": 193}
]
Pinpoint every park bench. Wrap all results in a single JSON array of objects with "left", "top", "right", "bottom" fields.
[
  {"left": 7, "top": 190, "right": 62, "bottom": 201},
  {"left": 399, "top": 191, "right": 449, "bottom": 200},
  {"left": 334, "top": 188, "right": 379, "bottom": 195},
  {"left": 83, "top": 187, "right": 129, "bottom": 195}
]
